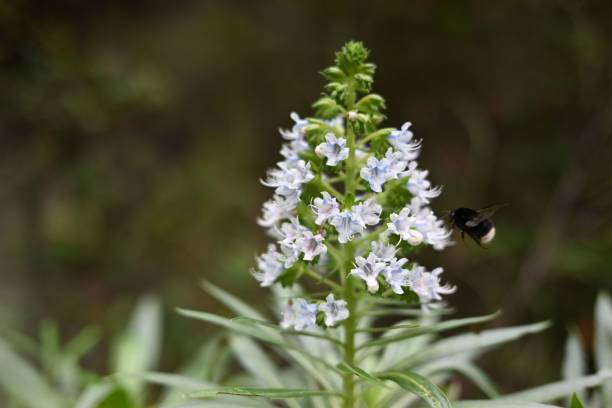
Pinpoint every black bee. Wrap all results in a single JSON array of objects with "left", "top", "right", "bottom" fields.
[{"left": 448, "top": 204, "right": 506, "bottom": 246}]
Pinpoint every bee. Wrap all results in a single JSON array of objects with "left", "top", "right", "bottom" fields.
[{"left": 448, "top": 204, "right": 507, "bottom": 246}]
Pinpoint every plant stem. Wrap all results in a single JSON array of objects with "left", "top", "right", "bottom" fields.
[
  {"left": 342, "top": 244, "right": 357, "bottom": 408},
  {"left": 303, "top": 267, "right": 342, "bottom": 290},
  {"left": 342, "top": 110, "right": 358, "bottom": 407}
]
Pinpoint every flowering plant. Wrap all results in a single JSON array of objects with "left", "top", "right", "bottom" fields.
[
  {"left": 171, "top": 41, "right": 612, "bottom": 408},
  {"left": 2, "top": 41, "right": 612, "bottom": 408},
  {"left": 252, "top": 41, "right": 457, "bottom": 405}
]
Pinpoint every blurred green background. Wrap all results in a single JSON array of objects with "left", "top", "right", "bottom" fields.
[{"left": 1, "top": 0, "right": 611, "bottom": 396}]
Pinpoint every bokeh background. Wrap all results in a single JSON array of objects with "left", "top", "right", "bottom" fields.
[{"left": 1, "top": 0, "right": 612, "bottom": 397}]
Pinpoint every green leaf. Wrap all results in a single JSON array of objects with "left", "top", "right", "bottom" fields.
[
  {"left": 358, "top": 311, "right": 500, "bottom": 350},
  {"left": 393, "top": 321, "right": 550, "bottom": 368},
  {"left": 420, "top": 359, "right": 499, "bottom": 398},
  {"left": 112, "top": 295, "right": 162, "bottom": 404},
  {"left": 562, "top": 328, "right": 586, "bottom": 403},
  {"left": 569, "top": 393, "right": 585, "bottom": 408},
  {"left": 232, "top": 317, "right": 343, "bottom": 345},
  {"left": 97, "top": 386, "right": 137, "bottom": 408},
  {"left": 188, "top": 386, "right": 342, "bottom": 400},
  {"left": 74, "top": 384, "right": 116, "bottom": 408},
  {"left": 202, "top": 281, "right": 266, "bottom": 321},
  {"left": 377, "top": 370, "right": 451, "bottom": 408},
  {"left": 0, "top": 336, "right": 65, "bottom": 408},
  {"left": 229, "top": 336, "right": 282, "bottom": 387},
  {"left": 454, "top": 402, "right": 562, "bottom": 408},
  {"left": 136, "top": 371, "right": 214, "bottom": 391},
  {"left": 176, "top": 308, "right": 341, "bottom": 374},
  {"left": 337, "top": 362, "right": 389, "bottom": 388},
  {"left": 595, "top": 292, "right": 612, "bottom": 405},
  {"left": 64, "top": 326, "right": 101, "bottom": 361},
  {"left": 499, "top": 370, "right": 612, "bottom": 403}
]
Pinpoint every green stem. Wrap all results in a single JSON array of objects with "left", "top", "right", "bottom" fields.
[
  {"left": 342, "top": 244, "right": 357, "bottom": 408},
  {"left": 317, "top": 177, "right": 344, "bottom": 201},
  {"left": 303, "top": 267, "right": 342, "bottom": 290},
  {"left": 342, "top": 98, "right": 358, "bottom": 408}
]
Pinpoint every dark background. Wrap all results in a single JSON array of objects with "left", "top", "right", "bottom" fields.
[{"left": 1, "top": 0, "right": 612, "bottom": 395}]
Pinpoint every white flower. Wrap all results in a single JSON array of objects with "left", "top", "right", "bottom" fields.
[
  {"left": 318, "top": 293, "right": 349, "bottom": 327},
  {"left": 278, "top": 113, "right": 309, "bottom": 161},
  {"left": 258, "top": 194, "right": 298, "bottom": 228},
  {"left": 315, "top": 133, "right": 349, "bottom": 166},
  {"left": 382, "top": 148, "right": 408, "bottom": 180},
  {"left": 262, "top": 160, "right": 314, "bottom": 197},
  {"left": 330, "top": 211, "right": 364, "bottom": 243},
  {"left": 352, "top": 198, "right": 382, "bottom": 227},
  {"left": 279, "top": 218, "right": 309, "bottom": 245},
  {"left": 280, "top": 112, "right": 308, "bottom": 141},
  {"left": 281, "top": 298, "right": 317, "bottom": 330},
  {"left": 407, "top": 265, "right": 456, "bottom": 304},
  {"left": 370, "top": 240, "right": 396, "bottom": 262},
  {"left": 296, "top": 231, "right": 327, "bottom": 261},
  {"left": 278, "top": 218, "right": 309, "bottom": 267},
  {"left": 383, "top": 258, "right": 410, "bottom": 294},
  {"left": 311, "top": 192, "right": 340, "bottom": 225},
  {"left": 351, "top": 253, "right": 385, "bottom": 293},
  {"left": 360, "top": 156, "right": 389, "bottom": 193},
  {"left": 388, "top": 122, "right": 421, "bottom": 161},
  {"left": 412, "top": 206, "right": 453, "bottom": 250},
  {"left": 406, "top": 167, "right": 442, "bottom": 204},
  {"left": 387, "top": 207, "right": 424, "bottom": 245},
  {"left": 252, "top": 244, "right": 285, "bottom": 287},
  {"left": 360, "top": 149, "right": 407, "bottom": 192}
]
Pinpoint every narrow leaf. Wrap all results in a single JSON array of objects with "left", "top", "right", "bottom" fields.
[
  {"left": 569, "top": 393, "right": 585, "bottom": 408},
  {"left": 595, "top": 292, "right": 612, "bottom": 405},
  {"left": 337, "top": 362, "right": 389, "bottom": 388},
  {"left": 562, "top": 328, "right": 586, "bottom": 403},
  {"left": 202, "top": 281, "right": 266, "bottom": 321},
  {"left": 394, "top": 321, "right": 550, "bottom": 368},
  {"left": 377, "top": 370, "right": 452, "bottom": 408},
  {"left": 500, "top": 370, "right": 612, "bottom": 403},
  {"left": 454, "top": 402, "right": 562, "bottom": 408},
  {"left": 113, "top": 295, "right": 162, "bottom": 403},
  {"left": 74, "top": 384, "right": 116, "bottom": 408},
  {"left": 188, "top": 387, "right": 342, "bottom": 399},
  {"left": 0, "top": 337, "right": 65, "bottom": 408},
  {"left": 359, "top": 311, "right": 500, "bottom": 350}
]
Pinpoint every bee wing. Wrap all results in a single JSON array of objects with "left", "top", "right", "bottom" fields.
[{"left": 465, "top": 204, "right": 508, "bottom": 227}]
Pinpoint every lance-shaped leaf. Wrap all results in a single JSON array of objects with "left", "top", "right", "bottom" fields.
[
  {"left": 358, "top": 311, "right": 500, "bottom": 350},
  {"left": 0, "top": 336, "right": 65, "bottom": 408},
  {"left": 377, "top": 370, "right": 451, "bottom": 408},
  {"left": 337, "top": 362, "right": 389, "bottom": 388},
  {"left": 454, "top": 402, "right": 562, "bottom": 408},
  {"left": 393, "top": 321, "right": 550, "bottom": 368},
  {"left": 595, "top": 292, "right": 612, "bottom": 405},
  {"left": 188, "top": 387, "right": 342, "bottom": 400},
  {"left": 569, "top": 393, "right": 585, "bottom": 408},
  {"left": 420, "top": 358, "right": 500, "bottom": 398},
  {"left": 499, "top": 370, "right": 612, "bottom": 403},
  {"left": 562, "top": 328, "right": 586, "bottom": 403}
]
